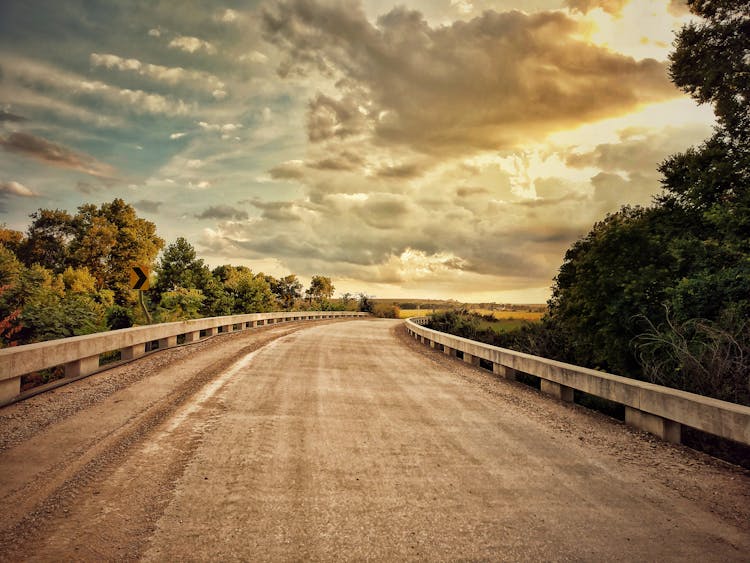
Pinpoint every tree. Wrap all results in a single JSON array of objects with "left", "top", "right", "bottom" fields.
[
  {"left": 306, "top": 275, "right": 334, "bottom": 306},
  {"left": 541, "top": 1, "right": 750, "bottom": 402},
  {"left": 154, "top": 238, "right": 213, "bottom": 300},
  {"left": 358, "top": 293, "right": 373, "bottom": 313},
  {"left": 91, "top": 199, "right": 164, "bottom": 304},
  {"left": 17, "top": 199, "right": 164, "bottom": 305},
  {"left": 221, "top": 266, "right": 276, "bottom": 313},
  {"left": 271, "top": 274, "right": 303, "bottom": 309},
  {"left": 17, "top": 209, "right": 74, "bottom": 273},
  {"left": 0, "top": 226, "right": 23, "bottom": 255},
  {"left": 156, "top": 288, "right": 205, "bottom": 321},
  {"left": 669, "top": 0, "right": 750, "bottom": 147}
]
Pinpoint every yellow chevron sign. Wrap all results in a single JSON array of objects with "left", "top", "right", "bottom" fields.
[{"left": 130, "top": 265, "right": 150, "bottom": 290}]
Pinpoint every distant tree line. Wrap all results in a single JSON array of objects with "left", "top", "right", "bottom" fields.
[
  {"left": 0, "top": 200, "right": 371, "bottom": 346},
  {"left": 430, "top": 1, "right": 750, "bottom": 407}
]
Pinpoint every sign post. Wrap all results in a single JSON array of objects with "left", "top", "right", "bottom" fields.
[{"left": 130, "top": 265, "right": 152, "bottom": 323}]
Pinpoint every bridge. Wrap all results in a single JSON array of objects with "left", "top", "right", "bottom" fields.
[{"left": 0, "top": 315, "right": 748, "bottom": 560}]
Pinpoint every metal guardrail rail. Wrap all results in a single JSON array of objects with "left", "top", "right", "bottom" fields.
[
  {"left": 405, "top": 317, "right": 750, "bottom": 446},
  {"left": 0, "top": 311, "right": 368, "bottom": 405}
]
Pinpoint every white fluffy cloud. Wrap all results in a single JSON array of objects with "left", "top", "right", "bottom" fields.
[
  {"left": 90, "top": 53, "right": 225, "bottom": 93},
  {"left": 168, "top": 35, "right": 217, "bottom": 54}
]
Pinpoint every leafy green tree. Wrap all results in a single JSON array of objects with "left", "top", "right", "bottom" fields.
[
  {"left": 17, "top": 199, "right": 163, "bottom": 305},
  {"left": 358, "top": 293, "right": 373, "bottom": 313},
  {"left": 157, "top": 288, "right": 205, "bottom": 321},
  {"left": 0, "top": 226, "right": 23, "bottom": 255},
  {"left": 154, "top": 238, "right": 212, "bottom": 299},
  {"left": 220, "top": 266, "right": 276, "bottom": 313},
  {"left": 542, "top": 0, "right": 750, "bottom": 402},
  {"left": 89, "top": 199, "right": 164, "bottom": 304},
  {"left": 271, "top": 274, "right": 302, "bottom": 309},
  {"left": 669, "top": 0, "right": 750, "bottom": 147},
  {"left": 17, "top": 209, "right": 74, "bottom": 273},
  {"left": 199, "top": 276, "right": 234, "bottom": 317},
  {"left": 305, "top": 275, "right": 334, "bottom": 306}
]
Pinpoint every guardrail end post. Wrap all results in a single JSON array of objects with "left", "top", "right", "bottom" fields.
[
  {"left": 541, "top": 379, "right": 574, "bottom": 402},
  {"left": 0, "top": 377, "right": 20, "bottom": 403},
  {"left": 625, "top": 406, "right": 681, "bottom": 444}
]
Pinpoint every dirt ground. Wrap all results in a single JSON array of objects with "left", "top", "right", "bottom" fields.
[{"left": 0, "top": 318, "right": 748, "bottom": 561}]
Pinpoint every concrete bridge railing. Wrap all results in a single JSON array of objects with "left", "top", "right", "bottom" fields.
[
  {"left": 0, "top": 311, "right": 368, "bottom": 405},
  {"left": 406, "top": 317, "right": 750, "bottom": 447}
]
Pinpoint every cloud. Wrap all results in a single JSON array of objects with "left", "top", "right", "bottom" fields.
[
  {"left": 195, "top": 205, "right": 249, "bottom": 220},
  {"left": 132, "top": 199, "right": 162, "bottom": 213},
  {"left": 217, "top": 9, "right": 239, "bottom": 23},
  {"left": 90, "top": 53, "right": 225, "bottom": 93},
  {"left": 3, "top": 56, "right": 189, "bottom": 116},
  {"left": 0, "top": 180, "right": 37, "bottom": 197},
  {"left": 456, "top": 187, "right": 490, "bottom": 198},
  {"left": 307, "top": 93, "right": 370, "bottom": 142},
  {"left": 563, "top": 0, "right": 629, "bottom": 15},
  {"left": 197, "top": 121, "right": 243, "bottom": 139},
  {"left": 168, "top": 35, "right": 217, "bottom": 55},
  {"left": 0, "top": 132, "right": 116, "bottom": 178},
  {"left": 262, "top": 1, "right": 678, "bottom": 154},
  {"left": 170, "top": 132, "right": 187, "bottom": 139},
  {"left": 0, "top": 110, "right": 28, "bottom": 123},
  {"left": 564, "top": 124, "right": 711, "bottom": 174},
  {"left": 268, "top": 160, "right": 304, "bottom": 179},
  {"left": 375, "top": 162, "right": 422, "bottom": 179},
  {"left": 307, "top": 151, "right": 364, "bottom": 171},
  {"left": 240, "top": 51, "right": 269, "bottom": 64}
]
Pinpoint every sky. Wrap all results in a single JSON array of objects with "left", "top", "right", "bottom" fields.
[{"left": 0, "top": 0, "right": 716, "bottom": 303}]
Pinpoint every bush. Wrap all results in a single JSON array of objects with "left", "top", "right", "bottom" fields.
[
  {"left": 107, "top": 305, "right": 134, "bottom": 330},
  {"left": 372, "top": 303, "right": 400, "bottom": 318}
]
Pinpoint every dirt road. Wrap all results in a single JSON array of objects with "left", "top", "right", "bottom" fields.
[{"left": 1, "top": 319, "right": 748, "bottom": 561}]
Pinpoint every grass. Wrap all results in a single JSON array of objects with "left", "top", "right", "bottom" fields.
[
  {"left": 398, "top": 309, "right": 443, "bottom": 319},
  {"left": 470, "top": 309, "right": 545, "bottom": 321}
]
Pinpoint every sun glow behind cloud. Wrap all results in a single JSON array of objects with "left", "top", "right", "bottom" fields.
[{"left": 0, "top": 0, "right": 716, "bottom": 303}]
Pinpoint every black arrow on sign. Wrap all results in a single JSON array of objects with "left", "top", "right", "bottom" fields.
[{"left": 132, "top": 267, "right": 148, "bottom": 290}]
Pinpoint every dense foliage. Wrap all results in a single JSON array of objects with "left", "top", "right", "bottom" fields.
[
  {"left": 0, "top": 206, "right": 361, "bottom": 347},
  {"left": 545, "top": 0, "right": 749, "bottom": 405}
]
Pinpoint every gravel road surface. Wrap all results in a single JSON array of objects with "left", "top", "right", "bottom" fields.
[{"left": 0, "top": 318, "right": 748, "bottom": 561}]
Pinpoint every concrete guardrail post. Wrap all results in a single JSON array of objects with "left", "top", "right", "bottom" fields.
[
  {"left": 625, "top": 407, "right": 681, "bottom": 443},
  {"left": 122, "top": 343, "right": 146, "bottom": 361},
  {"left": 184, "top": 331, "right": 201, "bottom": 343},
  {"left": 159, "top": 336, "right": 177, "bottom": 350},
  {"left": 492, "top": 363, "right": 517, "bottom": 381},
  {"left": 541, "top": 379, "right": 574, "bottom": 402},
  {"left": 65, "top": 355, "right": 99, "bottom": 378},
  {"left": 463, "top": 352, "right": 479, "bottom": 367}
]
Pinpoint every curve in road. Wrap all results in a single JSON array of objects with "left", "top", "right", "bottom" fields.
[{"left": 0, "top": 319, "right": 748, "bottom": 561}]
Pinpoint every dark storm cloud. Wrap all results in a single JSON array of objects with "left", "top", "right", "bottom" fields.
[
  {"left": 133, "top": 199, "right": 163, "bottom": 213},
  {"left": 0, "top": 132, "right": 116, "bottom": 177},
  {"left": 0, "top": 110, "right": 28, "bottom": 122},
  {"left": 195, "top": 204, "right": 249, "bottom": 220}
]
